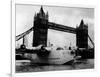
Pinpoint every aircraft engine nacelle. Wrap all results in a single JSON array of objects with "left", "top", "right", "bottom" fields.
[{"left": 37, "top": 46, "right": 50, "bottom": 57}]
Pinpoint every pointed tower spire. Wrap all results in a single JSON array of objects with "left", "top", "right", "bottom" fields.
[
  {"left": 80, "top": 19, "right": 84, "bottom": 25},
  {"left": 79, "top": 19, "right": 85, "bottom": 28},
  {"left": 39, "top": 6, "right": 44, "bottom": 15}
]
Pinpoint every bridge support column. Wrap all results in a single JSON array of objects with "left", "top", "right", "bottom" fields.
[
  {"left": 33, "top": 6, "right": 48, "bottom": 47},
  {"left": 76, "top": 20, "right": 88, "bottom": 49}
]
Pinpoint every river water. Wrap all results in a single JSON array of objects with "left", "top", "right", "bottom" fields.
[{"left": 16, "top": 59, "right": 94, "bottom": 73}]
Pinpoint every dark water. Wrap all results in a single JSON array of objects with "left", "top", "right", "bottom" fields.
[{"left": 16, "top": 59, "right": 94, "bottom": 73}]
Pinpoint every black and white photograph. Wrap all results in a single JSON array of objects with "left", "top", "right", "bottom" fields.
[{"left": 15, "top": 4, "right": 94, "bottom": 73}]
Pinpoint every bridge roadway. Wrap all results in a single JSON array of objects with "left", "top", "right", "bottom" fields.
[{"left": 48, "top": 22, "right": 76, "bottom": 34}]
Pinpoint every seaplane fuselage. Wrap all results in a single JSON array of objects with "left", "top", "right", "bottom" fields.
[{"left": 16, "top": 45, "right": 75, "bottom": 64}]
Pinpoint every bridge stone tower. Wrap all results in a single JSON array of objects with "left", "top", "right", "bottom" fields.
[
  {"left": 33, "top": 6, "right": 48, "bottom": 47},
  {"left": 76, "top": 20, "right": 88, "bottom": 49}
]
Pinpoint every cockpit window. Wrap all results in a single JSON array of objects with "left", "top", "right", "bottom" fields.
[{"left": 56, "top": 47, "right": 64, "bottom": 50}]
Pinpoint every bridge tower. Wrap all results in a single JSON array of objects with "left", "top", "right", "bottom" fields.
[
  {"left": 76, "top": 20, "right": 88, "bottom": 49},
  {"left": 33, "top": 6, "right": 48, "bottom": 47}
]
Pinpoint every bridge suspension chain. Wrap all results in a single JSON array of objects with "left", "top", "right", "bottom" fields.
[
  {"left": 16, "top": 27, "right": 33, "bottom": 41},
  {"left": 88, "top": 34, "right": 94, "bottom": 48}
]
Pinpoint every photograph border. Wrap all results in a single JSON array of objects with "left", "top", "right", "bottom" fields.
[{"left": 11, "top": 0, "right": 95, "bottom": 77}]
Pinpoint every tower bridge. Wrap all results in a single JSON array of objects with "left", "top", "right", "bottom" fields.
[{"left": 16, "top": 6, "right": 94, "bottom": 49}]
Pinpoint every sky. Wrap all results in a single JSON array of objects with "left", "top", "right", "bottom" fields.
[{"left": 16, "top": 4, "right": 94, "bottom": 48}]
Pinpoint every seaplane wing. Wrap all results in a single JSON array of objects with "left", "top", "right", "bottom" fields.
[
  {"left": 26, "top": 45, "right": 43, "bottom": 50},
  {"left": 16, "top": 45, "right": 44, "bottom": 54}
]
